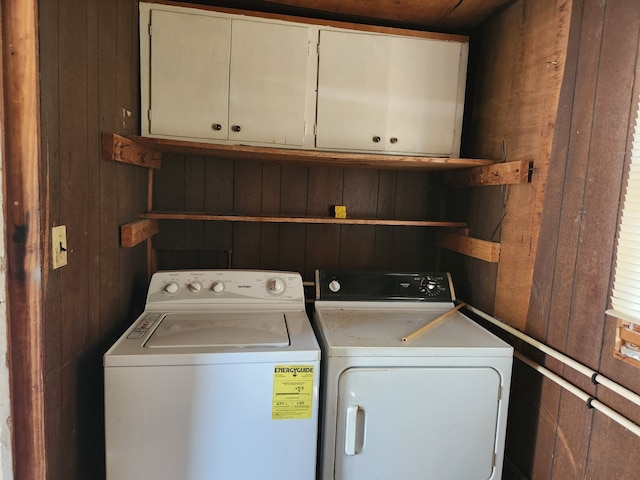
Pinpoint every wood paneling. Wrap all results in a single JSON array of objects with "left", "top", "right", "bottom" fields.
[
  {"left": 20, "top": 1, "right": 640, "bottom": 479},
  {"left": 154, "top": 158, "right": 439, "bottom": 279},
  {"left": 463, "top": 0, "right": 572, "bottom": 329},
  {"left": 34, "top": 0, "right": 147, "bottom": 478},
  {"left": 504, "top": 0, "right": 640, "bottom": 479}
]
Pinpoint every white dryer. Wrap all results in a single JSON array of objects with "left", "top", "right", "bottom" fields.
[
  {"left": 104, "top": 270, "right": 320, "bottom": 480},
  {"left": 313, "top": 270, "right": 513, "bottom": 480}
]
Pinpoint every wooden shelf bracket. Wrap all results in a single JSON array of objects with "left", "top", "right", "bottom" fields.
[
  {"left": 436, "top": 231, "right": 500, "bottom": 263},
  {"left": 101, "top": 132, "right": 162, "bottom": 169},
  {"left": 121, "top": 219, "right": 159, "bottom": 248},
  {"left": 443, "top": 160, "right": 533, "bottom": 187}
]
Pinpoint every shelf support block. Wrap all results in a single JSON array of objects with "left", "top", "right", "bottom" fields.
[
  {"left": 121, "top": 219, "right": 159, "bottom": 248},
  {"left": 437, "top": 231, "right": 500, "bottom": 263},
  {"left": 443, "top": 160, "right": 532, "bottom": 187},
  {"left": 102, "top": 132, "right": 162, "bottom": 169}
]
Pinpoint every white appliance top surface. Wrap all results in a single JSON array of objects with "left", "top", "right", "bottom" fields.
[
  {"left": 104, "top": 270, "right": 320, "bottom": 367},
  {"left": 144, "top": 312, "right": 289, "bottom": 348},
  {"left": 313, "top": 301, "right": 512, "bottom": 357}
]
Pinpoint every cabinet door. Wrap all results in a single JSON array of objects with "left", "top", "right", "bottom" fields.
[
  {"left": 229, "top": 21, "right": 311, "bottom": 146},
  {"left": 149, "top": 10, "right": 230, "bottom": 140},
  {"left": 316, "top": 30, "right": 465, "bottom": 156},
  {"left": 316, "top": 30, "right": 388, "bottom": 152},
  {"left": 386, "top": 37, "right": 462, "bottom": 155},
  {"left": 334, "top": 367, "right": 501, "bottom": 480}
]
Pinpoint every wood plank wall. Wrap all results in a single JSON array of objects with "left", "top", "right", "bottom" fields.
[
  {"left": 37, "top": 0, "right": 148, "bottom": 478},
  {"left": 519, "top": 0, "right": 640, "bottom": 479},
  {"left": 446, "top": 0, "right": 571, "bottom": 325},
  {"left": 450, "top": 0, "right": 640, "bottom": 479},
  {"left": 153, "top": 155, "right": 442, "bottom": 279}
]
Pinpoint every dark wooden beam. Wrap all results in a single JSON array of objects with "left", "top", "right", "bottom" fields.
[{"left": 2, "top": 0, "right": 46, "bottom": 478}]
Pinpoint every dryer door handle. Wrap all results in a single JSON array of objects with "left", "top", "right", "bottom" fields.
[{"left": 345, "top": 405, "right": 365, "bottom": 455}]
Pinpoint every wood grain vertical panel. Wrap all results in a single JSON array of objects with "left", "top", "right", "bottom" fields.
[
  {"left": 278, "top": 164, "right": 308, "bottom": 277},
  {"left": 85, "top": 0, "right": 102, "bottom": 410},
  {"left": 568, "top": 1, "right": 640, "bottom": 478},
  {"left": 37, "top": 0, "right": 63, "bottom": 477},
  {"left": 523, "top": 1, "right": 640, "bottom": 478},
  {"left": 58, "top": 0, "right": 91, "bottom": 477},
  {"left": 233, "top": 161, "right": 262, "bottom": 268},
  {"left": 512, "top": 1, "right": 588, "bottom": 478},
  {"left": 463, "top": 184, "right": 501, "bottom": 311},
  {"left": 153, "top": 154, "right": 185, "bottom": 251},
  {"left": 204, "top": 157, "right": 233, "bottom": 251},
  {"left": 115, "top": 0, "right": 142, "bottom": 324},
  {"left": 391, "top": 171, "right": 432, "bottom": 270},
  {"left": 373, "top": 170, "right": 397, "bottom": 269},
  {"left": 305, "top": 166, "right": 342, "bottom": 279},
  {"left": 339, "top": 169, "right": 378, "bottom": 269},
  {"left": 261, "top": 163, "right": 281, "bottom": 270},
  {"left": 2, "top": 0, "right": 46, "bottom": 478},
  {"left": 184, "top": 155, "right": 205, "bottom": 250},
  {"left": 97, "top": 0, "right": 122, "bottom": 344}
]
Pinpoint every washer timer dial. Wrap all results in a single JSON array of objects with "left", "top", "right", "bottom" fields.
[{"left": 267, "top": 277, "right": 286, "bottom": 295}]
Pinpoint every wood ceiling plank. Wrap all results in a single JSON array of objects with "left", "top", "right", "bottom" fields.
[{"left": 262, "top": 0, "right": 511, "bottom": 28}]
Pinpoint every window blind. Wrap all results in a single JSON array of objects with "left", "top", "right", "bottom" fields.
[{"left": 609, "top": 95, "right": 640, "bottom": 324}]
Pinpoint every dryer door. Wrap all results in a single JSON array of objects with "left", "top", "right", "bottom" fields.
[{"left": 335, "top": 367, "right": 502, "bottom": 480}]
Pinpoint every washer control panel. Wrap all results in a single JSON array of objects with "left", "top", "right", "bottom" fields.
[
  {"left": 315, "top": 271, "right": 455, "bottom": 302},
  {"left": 145, "top": 270, "right": 305, "bottom": 306}
]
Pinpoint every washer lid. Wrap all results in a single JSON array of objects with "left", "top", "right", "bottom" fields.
[{"left": 144, "top": 313, "right": 290, "bottom": 348}]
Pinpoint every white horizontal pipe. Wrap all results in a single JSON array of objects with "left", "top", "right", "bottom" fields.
[
  {"left": 464, "top": 303, "right": 640, "bottom": 409},
  {"left": 515, "top": 352, "right": 640, "bottom": 438}
]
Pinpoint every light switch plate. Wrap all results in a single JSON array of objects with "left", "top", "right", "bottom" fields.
[{"left": 52, "top": 225, "right": 67, "bottom": 269}]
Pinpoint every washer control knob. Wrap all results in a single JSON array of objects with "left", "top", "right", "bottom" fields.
[
  {"left": 211, "top": 281, "right": 225, "bottom": 293},
  {"left": 188, "top": 281, "right": 202, "bottom": 293},
  {"left": 328, "top": 280, "right": 341, "bottom": 293},
  {"left": 164, "top": 282, "right": 179, "bottom": 294},
  {"left": 267, "top": 277, "right": 285, "bottom": 295}
]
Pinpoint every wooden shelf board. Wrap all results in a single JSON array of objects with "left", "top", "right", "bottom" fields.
[
  {"left": 123, "top": 135, "right": 496, "bottom": 170},
  {"left": 142, "top": 211, "right": 466, "bottom": 227}
]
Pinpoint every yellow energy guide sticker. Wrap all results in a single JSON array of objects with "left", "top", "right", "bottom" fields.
[{"left": 272, "top": 365, "right": 314, "bottom": 420}]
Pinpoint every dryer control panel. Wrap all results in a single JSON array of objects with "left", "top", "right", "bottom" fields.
[{"left": 315, "top": 271, "right": 455, "bottom": 302}]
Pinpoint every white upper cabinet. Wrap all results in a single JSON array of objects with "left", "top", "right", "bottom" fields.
[
  {"left": 316, "top": 30, "right": 467, "bottom": 156},
  {"left": 147, "top": 10, "right": 231, "bottom": 141},
  {"left": 141, "top": 4, "right": 315, "bottom": 147},
  {"left": 140, "top": 2, "right": 468, "bottom": 157}
]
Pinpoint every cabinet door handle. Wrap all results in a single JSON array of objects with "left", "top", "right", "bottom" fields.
[
  {"left": 389, "top": 137, "right": 398, "bottom": 144},
  {"left": 372, "top": 136, "right": 381, "bottom": 143},
  {"left": 212, "top": 123, "right": 222, "bottom": 131},
  {"left": 231, "top": 125, "right": 241, "bottom": 132}
]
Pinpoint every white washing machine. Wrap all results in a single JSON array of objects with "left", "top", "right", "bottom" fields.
[
  {"left": 313, "top": 270, "right": 513, "bottom": 480},
  {"left": 104, "top": 270, "right": 320, "bottom": 480}
]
